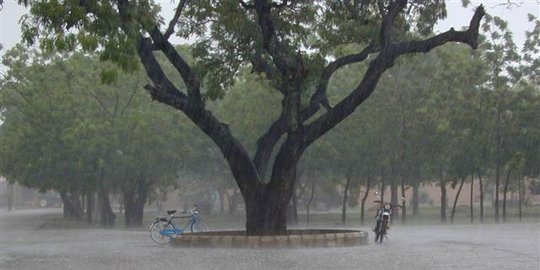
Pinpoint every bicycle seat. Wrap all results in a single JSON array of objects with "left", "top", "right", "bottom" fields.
[{"left": 166, "top": 210, "right": 177, "bottom": 215}]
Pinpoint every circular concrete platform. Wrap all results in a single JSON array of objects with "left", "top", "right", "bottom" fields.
[{"left": 170, "top": 229, "right": 368, "bottom": 248}]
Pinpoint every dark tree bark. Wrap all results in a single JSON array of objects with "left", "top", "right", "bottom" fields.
[
  {"left": 99, "top": 187, "right": 115, "bottom": 228},
  {"left": 495, "top": 107, "right": 502, "bottom": 223},
  {"left": 478, "top": 171, "right": 484, "bottom": 223},
  {"left": 7, "top": 183, "right": 14, "bottom": 211},
  {"left": 380, "top": 167, "right": 386, "bottom": 203},
  {"left": 518, "top": 173, "right": 522, "bottom": 222},
  {"left": 113, "top": 0, "right": 486, "bottom": 235},
  {"left": 60, "top": 190, "right": 83, "bottom": 219},
  {"left": 440, "top": 179, "right": 447, "bottom": 223},
  {"left": 60, "top": 192, "right": 70, "bottom": 218},
  {"left": 341, "top": 168, "right": 353, "bottom": 225},
  {"left": 470, "top": 174, "right": 474, "bottom": 223},
  {"left": 306, "top": 178, "right": 315, "bottom": 226},
  {"left": 502, "top": 169, "right": 512, "bottom": 222},
  {"left": 360, "top": 178, "right": 371, "bottom": 225},
  {"left": 87, "top": 192, "right": 94, "bottom": 225},
  {"left": 123, "top": 177, "right": 149, "bottom": 227},
  {"left": 400, "top": 176, "right": 406, "bottom": 224},
  {"left": 390, "top": 176, "right": 399, "bottom": 218},
  {"left": 412, "top": 182, "right": 419, "bottom": 215},
  {"left": 390, "top": 176, "right": 397, "bottom": 204},
  {"left": 450, "top": 177, "right": 466, "bottom": 223}
]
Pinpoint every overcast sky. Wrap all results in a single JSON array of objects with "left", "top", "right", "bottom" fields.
[{"left": 1, "top": 0, "right": 539, "bottom": 71}]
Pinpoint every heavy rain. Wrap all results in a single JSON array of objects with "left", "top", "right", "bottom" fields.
[{"left": 1, "top": 1, "right": 539, "bottom": 270}]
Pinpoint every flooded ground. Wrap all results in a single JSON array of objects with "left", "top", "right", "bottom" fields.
[{"left": 1, "top": 208, "right": 539, "bottom": 270}]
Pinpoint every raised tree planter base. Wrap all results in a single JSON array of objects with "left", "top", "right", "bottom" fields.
[{"left": 170, "top": 229, "right": 368, "bottom": 248}]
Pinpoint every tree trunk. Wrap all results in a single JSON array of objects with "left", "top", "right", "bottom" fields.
[
  {"left": 518, "top": 173, "right": 522, "bottom": 222},
  {"left": 360, "top": 178, "right": 371, "bottom": 225},
  {"left": 124, "top": 191, "right": 134, "bottom": 228},
  {"left": 400, "top": 176, "right": 406, "bottom": 224},
  {"left": 478, "top": 171, "right": 484, "bottom": 223},
  {"left": 391, "top": 178, "right": 398, "bottom": 206},
  {"left": 502, "top": 169, "right": 512, "bottom": 223},
  {"left": 7, "top": 183, "right": 14, "bottom": 211},
  {"left": 450, "top": 177, "right": 466, "bottom": 223},
  {"left": 341, "top": 170, "right": 352, "bottom": 225},
  {"left": 81, "top": 194, "right": 86, "bottom": 213},
  {"left": 412, "top": 182, "right": 419, "bottom": 215},
  {"left": 494, "top": 103, "right": 502, "bottom": 223},
  {"left": 60, "top": 190, "right": 83, "bottom": 219},
  {"left": 440, "top": 180, "right": 447, "bottom": 223},
  {"left": 123, "top": 178, "right": 148, "bottom": 227},
  {"left": 99, "top": 187, "right": 115, "bottom": 227},
  {"left": 380, "top": 166, "right": 385, "bottom": 203},
  {"left": 306, "top": 178, "right": 315, "bottom": 226},
  {"left": 390, "top": 178, "right": 399, "bottom": 220},
  {"left": 245, "top": 186, "right": 291, "bottom": 235},
  {"left": 87, "top": 192, "right": 94, "bottom": 225},
  {"left": 61, "top": 193, "right": 68, "bottom": 218},
  {"left": 60, "top": 192, "right": 71, "bottom": 218},
  {"left": 73, "top": 190, "right": 83, "bottom": 217},
  {"left": 470, "top": 174, "right": 474, "bottom": 223}
]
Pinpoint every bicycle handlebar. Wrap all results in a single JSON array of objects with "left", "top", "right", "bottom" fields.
[{"left": 164, "top": 204, "right": 200, "bottom": 217}]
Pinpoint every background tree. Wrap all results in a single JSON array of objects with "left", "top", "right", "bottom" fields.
[{"left": 0, "top": 49, "right": 188, "bottom": 227}]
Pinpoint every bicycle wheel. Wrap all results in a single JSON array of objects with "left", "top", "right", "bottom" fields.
[
  {"left": 150, "top": 220, "right": 175, "bottom": 245},
  {"left": 190, "top": 221, "right": 209, "bottom": 233}
]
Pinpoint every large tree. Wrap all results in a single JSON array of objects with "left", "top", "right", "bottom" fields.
[{"left": 18, "top": 0, "right": 485, "bottom": 234}]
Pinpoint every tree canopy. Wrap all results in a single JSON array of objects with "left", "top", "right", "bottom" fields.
[{"left": 9, "top": 0, "right": 495, "bottom": 234}]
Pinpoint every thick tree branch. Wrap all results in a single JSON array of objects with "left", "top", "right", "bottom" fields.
[
  {"left": 271, "top": 0, "right": 288, "bottom": 8},
  {"left": 393, "top": 5, "right": 485, "bottom": 54},
  {"left": 253, "top": 0, "right": 296, "bottom": 74},
  {"left": 137, "top": 38, "right": 188, "bottom": 108},
  {"left": 137, "top": 37, "right": 261, "bottom": 194},
  {"left": 267, "top": 136, "right": 304, "bottom": 192},
  {"left": 250, "top": 54, "right": 277, "bottom": 80},
  {"left": 253, "top": 113, "right": 286, "bottom": 178},
  {"left": 249, "top": 0, "right": 308, "bottom": 181},
  {"left": 380, "top": 0, "right": 407, "bottom": 47},
  {"left": 302, "top": 4, "right": 486, "bottom": 147},
  {"left": 163, "top": 0, "right": 188, "bottom": 41},
  {"left": 147, "top": 27, "right": 203, "bottom": 106},
  {"left": 311, "top": 43, "right": 376, "bottom": 111},
  {"left": 240, "top": 0, "right": 255, "bottom": 9},
  {"left": 252, "top": 44, "right": 376, "bottom": 178}
]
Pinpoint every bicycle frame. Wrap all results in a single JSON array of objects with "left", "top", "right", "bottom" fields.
[{"left": 158, "top": 212, "right": 200, "bottom": 237}]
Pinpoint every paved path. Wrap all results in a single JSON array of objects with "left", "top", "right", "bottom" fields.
[{"left": 1, "top": 208, "right": 539, "bottom": 270}]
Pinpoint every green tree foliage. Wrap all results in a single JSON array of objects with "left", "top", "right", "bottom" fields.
[
  {"left": 15, "top": 0, "right": 488, "bottom": 234},
  {"left": 0, "top": 47, "right": 191, "bottom": 226}
]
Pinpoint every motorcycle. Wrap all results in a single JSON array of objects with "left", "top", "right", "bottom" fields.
[{"left": 374, "top": 203, "right": 391, "bottom": 243}]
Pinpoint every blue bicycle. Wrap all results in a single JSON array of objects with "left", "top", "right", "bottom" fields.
[{"left": 149, "top": 205, "right": 209, "bottom": 245}]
